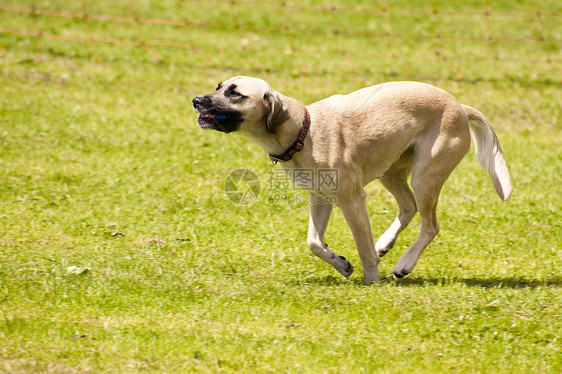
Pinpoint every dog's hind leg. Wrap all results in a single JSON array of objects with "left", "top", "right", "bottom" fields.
[
  {"left": 307, "top": 196, "right": 354, "bottom": 278},
  {"left": 393, "top": 114, "right": 470, "bottom": 278},
  {"left": 392, "top": 180, "right": 440, "bottom": 278},
  {"left": 376, "top": 164, "right": 417, "bottom": 257}
]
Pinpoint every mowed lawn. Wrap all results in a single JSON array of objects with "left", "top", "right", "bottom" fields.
[{"left": 0, "top": 0, "right": 561, "bottom": 373}]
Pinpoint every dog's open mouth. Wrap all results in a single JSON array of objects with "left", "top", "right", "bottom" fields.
[
  {"left": 194, "top": 105, "right": 242, "bottom": 133},
  {"left": 196, "top": 110, "right": 231, "bottom": 130}
]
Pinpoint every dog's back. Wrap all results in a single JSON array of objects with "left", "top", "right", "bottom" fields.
[{"left": 308, "top": 81, "right": 472, "bottom": 184}]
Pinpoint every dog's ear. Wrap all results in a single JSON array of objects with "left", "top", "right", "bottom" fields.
[{"left": 263, "top": 92, "right": 289, "bottom": 134}]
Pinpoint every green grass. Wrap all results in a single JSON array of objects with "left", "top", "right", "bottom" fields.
[{"left": 1, "top": 0, "right": 561, "bottom": 372}]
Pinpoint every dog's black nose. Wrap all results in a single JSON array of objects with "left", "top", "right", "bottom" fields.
[{"left": 193, "top": 95, "right": 211, "bottom": 109}]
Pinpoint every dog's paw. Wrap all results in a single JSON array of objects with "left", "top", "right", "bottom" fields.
[
  {"left": 393, "top": 261, "right": 413, "bottom": 278},
  {"left": 375, "top": 239, "right": 396, "bottom": 257},
  {"left": 362, "top": 265, "right": 381, "bottom": 284},
  {"left": 393, "top": 270, "right": 409, "bottom": 278},
  {"left": 376, "top": 246, "right": 391, "bottom": 258},
  {"left": 335, "top": 255, "right": 354, "bottom": 278}
]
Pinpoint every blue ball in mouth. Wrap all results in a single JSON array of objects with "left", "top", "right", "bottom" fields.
[{"left": 199, "top": 114, "right": 229, "bottom": 120}]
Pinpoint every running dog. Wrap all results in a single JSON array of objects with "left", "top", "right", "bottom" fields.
[{"left": 193, "top": 77, "right": 512, "bottom": 283}]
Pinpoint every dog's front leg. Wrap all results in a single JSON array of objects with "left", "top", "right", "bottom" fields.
[
  {"left": 338, "top": 191, "right": 381, "bottom": 283},
  {"left": 307, "top": 196, "right": 353, "bottom": 278}
]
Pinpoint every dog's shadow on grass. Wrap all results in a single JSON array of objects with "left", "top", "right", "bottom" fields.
[
  {"left": 390, "top": 275, "right": 562, "bottom": 289},
  {"left": 294, "top": 274, "right": 562, "bottom": 289}
]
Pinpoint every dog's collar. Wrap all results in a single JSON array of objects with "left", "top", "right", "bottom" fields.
[{"left": 269, "top": 108, "right": 311, "bottom": 163}]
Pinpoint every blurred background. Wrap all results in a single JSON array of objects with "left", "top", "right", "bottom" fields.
[{"left": 1, "top": 0, "right": 560, "bottom": 84}]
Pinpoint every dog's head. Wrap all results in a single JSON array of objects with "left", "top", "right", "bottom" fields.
[{"left": 193, "top": 76, "right": 288, "bottom": 134}]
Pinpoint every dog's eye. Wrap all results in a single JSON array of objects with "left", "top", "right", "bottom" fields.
[{"left": 228, "top": 90, "right": 245, "bottom": 98}]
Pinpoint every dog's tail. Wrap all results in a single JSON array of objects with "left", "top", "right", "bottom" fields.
[{"left": 462, "top": 105, "right": 512, "bottom": 201}]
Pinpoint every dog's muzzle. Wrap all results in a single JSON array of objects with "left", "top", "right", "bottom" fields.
[{"left": 193, "top": 95, "right": 240, "bottom": 133}]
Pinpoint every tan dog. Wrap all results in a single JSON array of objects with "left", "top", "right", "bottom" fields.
[{"left": 193, "top": 77, "right": 512, "bottom": 283}]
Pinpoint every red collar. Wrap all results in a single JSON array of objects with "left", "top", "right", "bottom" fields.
[{"left": 269, "top": 108, "right": 311, "bottom": 163}]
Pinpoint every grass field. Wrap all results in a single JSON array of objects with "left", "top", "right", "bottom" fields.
[{"left": 1, "top": 0, "right": 561, "bottom": 372}]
